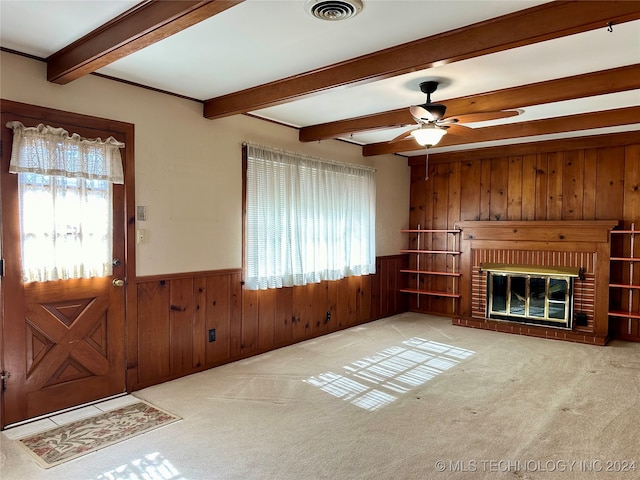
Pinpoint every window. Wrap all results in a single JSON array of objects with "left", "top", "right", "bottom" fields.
[
  {"left": 244, "top": 144, "right": 376, "bottom": 290},
  {"left": 18, "top": 173, "right": 113, "bottom": 282},
  {"left": 7, "top": 121, "right": 124, "bottom": 282}
]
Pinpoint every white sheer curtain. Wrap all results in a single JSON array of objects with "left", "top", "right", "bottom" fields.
[
  {"left": 7, "top": 122, "right": 124, "bottom": 283},
  {"left": 245, "top": 144, "right": 376, "bottom": 290}
]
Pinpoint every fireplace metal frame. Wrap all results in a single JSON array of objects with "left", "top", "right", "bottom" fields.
[{"left": 483, "top": 263, "right": 580, "bottom": 329}]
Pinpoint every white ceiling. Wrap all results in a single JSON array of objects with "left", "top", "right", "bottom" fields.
[{"left": 1, "top": 0, "right": 639, "bottom": 156}]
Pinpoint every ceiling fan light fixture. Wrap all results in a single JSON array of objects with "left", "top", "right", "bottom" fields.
[
  {"left": 304, "top": 0, "right": 364, "bottom": 21},
  {"left": 411, "top": 125, "right": 447, "bottom": 147}
]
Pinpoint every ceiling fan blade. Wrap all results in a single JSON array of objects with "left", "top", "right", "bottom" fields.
[
  {"left": 445, "top": 124, "right": 479, "bottom": 138},
  {"left": 389, "top": 128, "right": 416, "bottom": 143},
  {"left": 410, "top": 105, "right": 434, "bottom": 122},
  {"left": 446, "top": 109, "right": 523, "bottom": 124}
]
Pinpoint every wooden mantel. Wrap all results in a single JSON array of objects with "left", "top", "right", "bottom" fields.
[
  {"left": 454, "top": 220, "right": 619, "bottom": 345},
  {"left": 455, "top": 220, "right": 619, "bottom": 244}
]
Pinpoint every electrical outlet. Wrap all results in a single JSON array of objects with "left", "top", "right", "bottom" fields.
[
  {"left": 326, "top": 311, "right": 331, "bottom": 323},
  {"left": 208, "top": 328, "right": 216, "bottom": 342}
]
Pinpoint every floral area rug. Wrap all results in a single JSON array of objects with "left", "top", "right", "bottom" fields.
[{"left": 17, "top": 401, "right": 181, "bottom": 468}]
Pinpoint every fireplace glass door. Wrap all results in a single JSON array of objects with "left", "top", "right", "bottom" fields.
[{"left": 488, "top": 272, "right": 572, "bottom": 327}]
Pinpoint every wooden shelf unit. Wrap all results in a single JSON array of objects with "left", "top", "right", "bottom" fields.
[
  {"left": 609, "top": 223, "right": 640, "bottom": 336},
  {"left": 399, "top": 227, "right": 461, "bottom": 309}
]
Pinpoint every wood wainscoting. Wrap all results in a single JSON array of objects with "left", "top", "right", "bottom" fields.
[{"left": 128, "top": 254, "right": 407, "bottom": 390}]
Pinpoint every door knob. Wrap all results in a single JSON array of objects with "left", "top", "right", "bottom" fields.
[{"left": 113, "top": 279, "right": 125, "bottom": 287}]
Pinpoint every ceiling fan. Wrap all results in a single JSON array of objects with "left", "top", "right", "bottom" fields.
[{"left": 391, "top": 80, "right": 522, "bottom": 147}]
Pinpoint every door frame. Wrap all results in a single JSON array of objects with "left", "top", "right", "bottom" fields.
[{"left": 0, "top": 99, "right": 137, "bottom": 428}]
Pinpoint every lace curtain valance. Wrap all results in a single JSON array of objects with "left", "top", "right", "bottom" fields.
[
  {"left": 6, "top": 121, "right": 125, "bottom": 184},
  {"left": 6, "top": 121, "right": 123, "bottom": 282}
]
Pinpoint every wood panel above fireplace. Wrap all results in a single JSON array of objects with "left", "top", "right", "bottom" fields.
[{"left": 454, "top": 220, "right": 619, "bottom": 345}]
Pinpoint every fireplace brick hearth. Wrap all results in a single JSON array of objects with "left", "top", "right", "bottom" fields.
[{"left": 454, "top": 220, "right": 619, "bottom": 345}]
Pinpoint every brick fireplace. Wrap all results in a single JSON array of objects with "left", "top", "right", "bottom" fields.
[{"left": 453, "top": 220, "right": 619, "bottom": 345}]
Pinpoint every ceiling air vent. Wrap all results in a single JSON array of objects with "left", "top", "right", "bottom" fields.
[{"left": 304, "top": 0, "right": 364, "bottom": 21}]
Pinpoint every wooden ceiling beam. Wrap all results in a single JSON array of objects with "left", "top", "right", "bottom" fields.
[
  {"left": 203, "top": 1, "right": 640, "bottom": 119},
  {"left": 47, "top": 0, "right": 243, "bottom": 84},
  {"left": 299, "top": 65, "right": 640, "bottom": 142},
  {"left": 362, "top": 106, "right": 640, "bottom": 156}
]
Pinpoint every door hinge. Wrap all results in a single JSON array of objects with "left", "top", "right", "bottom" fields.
[{"left": 0, "top": 371, "right": 10, "bottom": 391}]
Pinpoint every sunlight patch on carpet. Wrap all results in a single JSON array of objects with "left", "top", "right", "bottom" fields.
[
  {"left": 91, "top": 451, "right": 185, "bottom": 480},
  {"left": 304, "top": 337, "right": 475, "bottom": 411},
  {"left": 17, "top": 401, "right": 181, "bottom": 468}
]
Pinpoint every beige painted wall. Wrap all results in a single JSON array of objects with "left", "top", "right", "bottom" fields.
[{"left": 1, "top": 51, "right": 410, "bottom": 276}]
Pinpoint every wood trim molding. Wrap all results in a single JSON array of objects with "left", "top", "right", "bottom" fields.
[
  {"left": 363, "top": 107, "right": 640, "bottom": 156},
  {"left": 47, "top": 0, "right": 243, "bottom": 84},
  {"left": 136, "top": 268, "right": 243, "bottom": 283},
  {"left": 204, "top": 2, "right": 640, "bottom": 119},
  {"left": 299, "top": 65, "right": 640, "bottom": 142}
]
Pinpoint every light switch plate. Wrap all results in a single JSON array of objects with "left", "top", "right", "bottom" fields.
[{"left": 137, "top": 205, "right": 147, "bottom": 221}]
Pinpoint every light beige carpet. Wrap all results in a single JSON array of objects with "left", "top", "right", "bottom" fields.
[
  {"left": 16, "top": 401, "right": 181, "bottom": 468},
  {"left": 2, "top": 313, "right": 639, "bottom": 479}
]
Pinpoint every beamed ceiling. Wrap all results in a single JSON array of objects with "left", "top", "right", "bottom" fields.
[{"left": 1, "top": 0, "right": 639, "bottom": 157}]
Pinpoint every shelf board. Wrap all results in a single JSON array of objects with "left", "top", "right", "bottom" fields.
[
  {"left": 610, "top": 257, "right": 640, "bottom": 261},
  {"left": 609, "top": 283, "right": 640, "bottom": 289},
  {"left": 400, "top": 269, "right": 461, "bottom": 276},
  {"left": 608, "top": 310, "right": 640, "bottom": 320},
  {"left": 401, "top": 229, "right": 460, "bottom": 233},
  {"left": 400, "top": 249, "right": 461, "bottom": 255},
  {"left": 400, "top": 288, "right": 460, "bottom": 298},
  {"left": 610, "top": 230, "right": 640, "bottom": 234}
]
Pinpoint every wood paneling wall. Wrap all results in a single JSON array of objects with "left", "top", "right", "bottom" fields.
[
  {"left": 129, "top": 254, "right": 407, "bottom": 390},
  {"left": 407, "top": 133, "right": 640, "bottom": 341}
]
